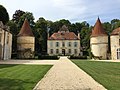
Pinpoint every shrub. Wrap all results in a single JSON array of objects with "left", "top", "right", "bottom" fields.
[
  {"left": 69, "top": 55, "right": 87, "bottom": 59},
  {"left": 38, "top": 55, "right": 59, "bottom": 60}
]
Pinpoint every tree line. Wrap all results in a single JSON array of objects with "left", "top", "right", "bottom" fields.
[{"left": 1, "top": 5, "right": 120, "bottom": 56}]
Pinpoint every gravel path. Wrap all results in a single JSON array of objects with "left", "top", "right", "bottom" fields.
[{"left": 34, "top": 57, "right": 106, "bottom": 90}]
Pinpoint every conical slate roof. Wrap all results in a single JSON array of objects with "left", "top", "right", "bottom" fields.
[
  {"left": 91, "top": 18, "right": 107, "bottom": 37},
  {"left": 17, "top": 19, "right": 34, "bottom": 37},
  {"left": 111, "top": 27, "right": 120, "bottom": 35}
]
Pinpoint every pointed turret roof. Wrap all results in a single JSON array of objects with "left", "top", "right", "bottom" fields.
[
  {"left": 111, "top": 27, "right": 120, "bottom": 35},
  {"left": 17, "top": 19, "right": 34, "bottom": 37},
  {"left": 91, "top": 18, "right": 107, "bottom": 37}
]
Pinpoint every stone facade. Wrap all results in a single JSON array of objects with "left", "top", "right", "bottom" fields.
[
  {"left": 110, "top": 27, "right": 120, "bottom": 60},
  {"left": 0, "top": 21, "right": 12, "bottom": 60},
  {"left": 90, "top": 36, "right": 108, "bottom": 59},
  {"left": 17, "top": 19, "right": 35, "bottom": 59},
  {"left": 47, "top": 25, "right": 81, "bottom": 56},
  {"left": 47, "top": 40, "right": 80, "bottom": 56}
]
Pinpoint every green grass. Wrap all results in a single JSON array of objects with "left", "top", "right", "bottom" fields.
[
  {"left": 0, "top": 64, "right": 52, "bottom": 90},
  {"left": 72, "top": 60, "right": 120, "bottom": 90}
]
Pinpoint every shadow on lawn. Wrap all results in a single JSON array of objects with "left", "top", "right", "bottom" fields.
[
  {"left": 0, "top": 64, "right": 18, "bottom": 69},
  {"left": 0, "top": 78, "right": 35, "bottom": 90}
]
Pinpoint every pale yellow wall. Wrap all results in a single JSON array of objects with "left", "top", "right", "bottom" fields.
[
  {"left": 110, "top": 35, "right": 120, "bottom": 60},
  {"left": 90, "top": 36, "right": 108, "bottom": 59},
  {"left": 17, "top": 36, "right": 35, "bottom": 51},
  {"left": 0, "top": 28, "right": 12, "bottom": 60},
  {"left": 47, "top": 40, "right": 80, "bottom": 55}
]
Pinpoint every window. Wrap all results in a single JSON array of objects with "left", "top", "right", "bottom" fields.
[
  {"left": 0, "top": 33, "right": 2, "bottom": 42},
  {"left": 117, "top": 48, "right": 120, "bottom": 59},
  {"left": 74, "top": 42, "right": 77, "bottom": 47},
  {"left": 56, "top": 42, "right": 59, "bottom": 47},
  {"left": 68, "top": 42, "right": 71, "bottom": 47},
  {"left": 68, "top": 49, "right": 71, "bottom": 54},
  {"left": 7, "top": 34, "right": 9, "bottom": 44},
  {"left": 56, "top": 49, "right": 59, "bottom": 54},
  {"left": 50, "top": 49, "right": 53, "bottom": 54},
  {"left": 74, "top": 49, "right": 77, "bottom": 54},
  {"left": 62, "top": 42, "right": 65, "bottom": 47},
  {"left": 119, "top": 39, "right": 120, "bottom": 46}
]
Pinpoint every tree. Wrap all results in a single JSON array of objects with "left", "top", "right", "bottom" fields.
[
  {"left": 12, "top": 10, "right": 25, "bottom": 24},
  {"left": 18, "top": 12, "right": 35, "bottom": 29},
  {"left": 0, "top": 5, "right": 9, "bottom": 24},
  {"left": 35, "top": 17, "right": 48, "bottom": 54}
]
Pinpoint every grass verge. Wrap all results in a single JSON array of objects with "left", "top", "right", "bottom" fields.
[
  {"left": 72, "top": 60, "right": 120, "bottom": 90},
  {"left": 0, "top": 64, "right": 52, "bottom": 90}
]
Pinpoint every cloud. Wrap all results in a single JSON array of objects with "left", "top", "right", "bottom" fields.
[{"left": 1, "top": 0, "right": 120, "bottom": 25}]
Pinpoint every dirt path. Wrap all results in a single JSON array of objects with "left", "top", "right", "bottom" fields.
[{"left": 34, "top": 56, "right": 106, "bottom": 90}]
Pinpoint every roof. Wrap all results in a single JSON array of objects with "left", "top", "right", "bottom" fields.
[
  {"left": 48, "top": 25, "right": 79, "bottom": 40},
  {"left": 111, "top": 27, "right": 120, "bottom": 35},
  {"left": 17, "top": 19, "right": 34, "bottom": 37},
  {"left": 48, "top": 32, "right": 79, "bottom": 40},
  {"left": 91, "top": 18, "right": 107, "bottom": 37},
  {"left": 59, "top": 25, "right": 69, "bottom": 32}
]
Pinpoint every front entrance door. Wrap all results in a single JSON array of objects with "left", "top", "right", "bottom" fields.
[
  {"left": 62, "top": 49, "right": 65, "bottom": 56},
  {"left": 117, "top": 48, "right": 120, "bottom": 59}
]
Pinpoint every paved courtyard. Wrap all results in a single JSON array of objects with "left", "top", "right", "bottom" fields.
[
  {"left": 34, "top": 57, "right": 106, "bottom": 90},
  {"left": 0, "top": 59, "right": 58, "bottom": 65}
]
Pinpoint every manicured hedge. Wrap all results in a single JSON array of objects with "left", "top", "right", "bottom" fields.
[
  {"left": 69, "top": 56, "right": 87, "bottom": 59},
  {"left": 38, "top": 55, "right": 59, "bottom": 60}
]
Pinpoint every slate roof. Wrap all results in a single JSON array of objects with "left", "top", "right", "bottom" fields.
[
  {"left": 17, "top": 19, "right": 34, "bottom": 37},
  {"left": 91, "top": 18, "right": 107, "bottom": 37},
  {"left": 48, "top": 25, "right": 79, "bottom": 40},
  {"left": 111, "top": 27, "right": 120, "bottom": 35}
]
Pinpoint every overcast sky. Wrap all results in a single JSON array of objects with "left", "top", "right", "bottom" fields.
[{"left": 1, "top": 0, "right": 120, "bottom": 25}]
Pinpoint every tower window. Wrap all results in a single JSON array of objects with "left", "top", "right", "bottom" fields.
[{"left": 50, "top": 49, "right": 53, "bottom": 54}]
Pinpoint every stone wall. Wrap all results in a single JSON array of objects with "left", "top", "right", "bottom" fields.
[
  {"left": 47, "top": 40, "right": 81, "bottom": 56},
  {"left": 17, "top": 36, "right": 35, "bottom": 58},
  {"left": 110, "top": 35, "right": 119, "bottom": 60},
  {"left": 90, "top": 36, "right": 108, "bottom": 59}
]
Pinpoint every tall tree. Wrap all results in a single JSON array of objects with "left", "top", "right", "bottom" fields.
[
  {"left": 0, "top": 5, "right": 9, "bottom": 24},
  {"left": 35, "top": 17, "right": 48, "bottom": 54},
  {"left": 18, "top": 12, "right": 35, "bottom": 29},
  {"left": 12, "top": 10, "right": 25, "bottom": 24}
]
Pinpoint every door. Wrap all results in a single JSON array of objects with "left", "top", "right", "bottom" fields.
[{"left": 62, "top": 49, "right": 65, "bottom": 56}]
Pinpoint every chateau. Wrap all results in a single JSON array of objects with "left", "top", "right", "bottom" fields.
[
  {"left": 1, "top": 17, "right": 120, "bottom": 60},
  {"left": 47, "top": 25, "right": 81, "bottom": 56},
  {"left": 0, "top": 21, "right": 12, "bottom": 60}
]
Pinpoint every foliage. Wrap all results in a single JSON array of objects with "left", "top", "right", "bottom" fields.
[
  {"left": 69, "top": 55, "right": 87, "bottom": 59},
  {"left": 0, "top": 64, "right": 52, "bottom": 90},
  {"left": 12, "top": 10, "right": 25, "bottom": 24},
  {"left": 0, "top": 5, "right": 9, "bottom": 24},
  {"left": 72, "top": 60, "right": 120, "bottom": 90},
  {"left": 38, "top": 55, "right": 59, "bottom": 60},
  {"left": 34, "top": 17, "right": 48, "bottom": 54},
  {"left": 18, "top": 12, "right": 35, "bottom": 29}
]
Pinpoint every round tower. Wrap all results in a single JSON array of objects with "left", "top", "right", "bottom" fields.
[
  {"left": 111, "top": 27, "right": 120, "bottom": 60},
  {"left": 90, "top": 18, "right": 108, "bottom": 59},
  {"left": 17, "top": 19, "right": 35, "bottom": 59}
]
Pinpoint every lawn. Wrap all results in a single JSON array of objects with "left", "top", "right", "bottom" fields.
[
  {"left": 0, "top": 64, "right": 52, "bottom": 90},
  {"left": 72, "top": 60, "right": 120, "bottom": 90}
]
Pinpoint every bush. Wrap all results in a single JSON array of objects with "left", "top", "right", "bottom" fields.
[
  {"left": 69, "top": 55, "right": 87, "bottom": 59},
  {"left": 38, "top": 55, "right": 59, "bottom": 60}
]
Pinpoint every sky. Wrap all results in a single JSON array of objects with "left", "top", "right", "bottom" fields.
[{"left": 1, "top": 0, "right": 120, "bottom": 25}]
